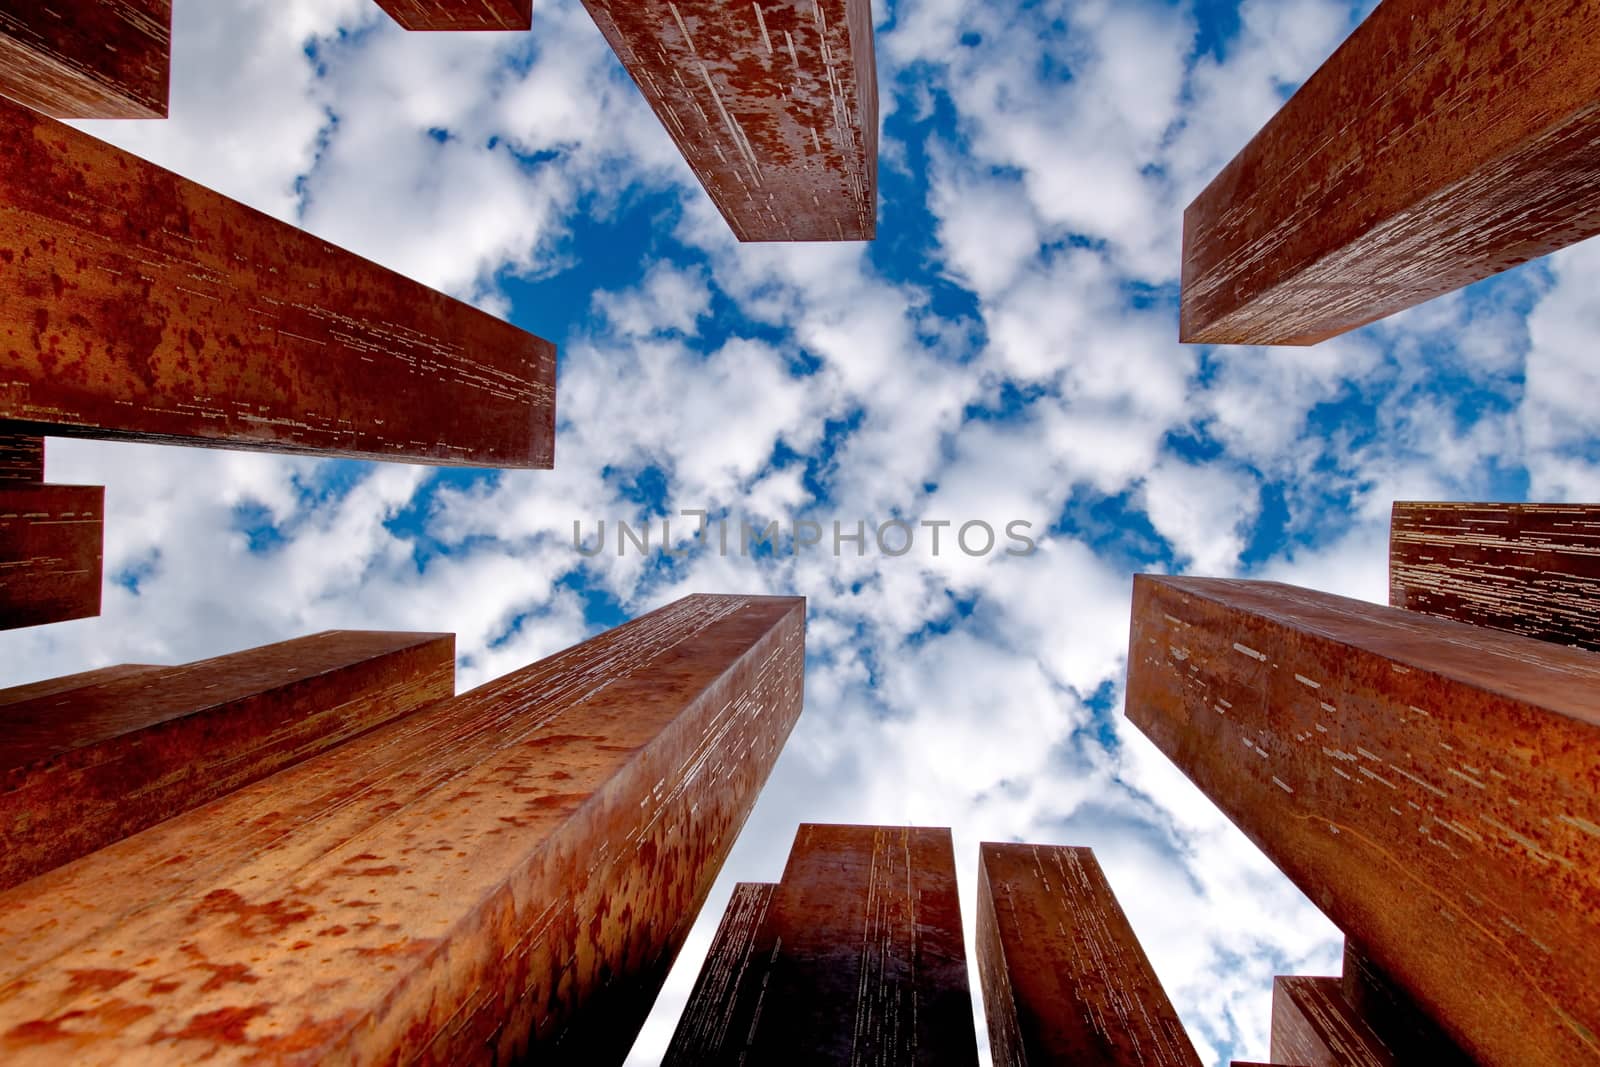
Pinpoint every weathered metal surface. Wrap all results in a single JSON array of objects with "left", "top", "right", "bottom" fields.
[
  {"left": 0, "top": 593, "right": 804, "bottom": 1065},
  {"left": 1341, "top": 941, "right": 1473, "bottom": 1065},
  {"left": 0, "top": 483, "right": 102, "bottom": 631},
  {"left": 580, "top": 0, "right": 877, "bottom": 241},
  {"left": 0, "top": 664, "right": 162, "bottom": 708},
  {"left": 1125, "top": 575, "right": 1600, "bottom": 1067},
  {"left": 0, "top": 96, "right": 555, "bottom": 467},
  {"left": 1391, "top": 501, "right": 1600, "bottom": 653},
  {"left": 0, "top": 430, "right": 41, "bottom": 483},
  {"left": 372, "top": 0, "right": 531, "bottom": 31},
  {"left": 1271, "top": 976, "right": 1393, "bottom": 1067},
  {"left": 0, "top": 630, "right": 455, "bottom": 892},
  {"left": 1180, "top": 0, "right": 1600, "bottom": 346},
  {"left": 0, "top": 1, "right": 169, "bottom": 119},
  {"left": 665, "top": 823, "right": 978, "bottom": 1066},
  {"left": 976, "top": 842, "right": 1201, "bottom": 1067},
  {"left": 661, "top": 882, "right": 775, "bottom": 1063}
]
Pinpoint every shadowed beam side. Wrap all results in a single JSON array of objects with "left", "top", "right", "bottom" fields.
[
  {"left": 1125, "top": 575, "right": 1600, "bottom": 1067},
  {"left": 1390, "top": 501, "right": 1600, "bottom": 652},
  {"left": 0, "top": 630, "right": 455, "bottom": 891},
  {"left": 0, "top": 96, "right": 555, "bottom": 468},
  {"left": 371, "top": 0, "right": 531, "bottom": 31},
  {"left": 0, "top": 430, "right": 42, "bottom": 483},
  {"left": 0, "top": 483, "right": 102, "bottom": 631},
  {"left": 660, "top": 882, "right": 776, "bottom": 1063},
  {"left": 976, "top": 843, "right": 1201, "bottom": 1067},
  {"left": 0, "top": 594, "right": 805, "bottom": 1065},
  {"left": 0, "top": 1, "right": 169, "bottom": 118},
  {"left": 1271, "top": 976, "right": 1394, "bottom": 1067},
  {"left": 580, "top": 0, "right": 878, "bottom": 241},
  {"left": 664, "top": 823, "right": 979, "bottom": 1066},
  {"left": 1340, "top": 942, "right": 1473, "bottom": 1065},
  {"left": 1180, "top": 0, "right": 1600, "bottom": 346}
]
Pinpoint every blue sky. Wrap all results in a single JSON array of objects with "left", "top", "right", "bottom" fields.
[{"left": 4, "top": 0, "right": 1599, "bottom": 1061}]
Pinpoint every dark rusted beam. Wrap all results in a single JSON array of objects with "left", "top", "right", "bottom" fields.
[
  {"left": 0, "top": 594, "right": 804, "bottom": 1064},
  {"left": 372, "top": 0, "right": 531, "bottom": 31},
  {"left": 0, "top": 483, "right": 102, "bottom": 630},
  {"left": 1390, "top": 501, "right": 1600, "bottom": 652},
  {"left": 662, "top": 882, "right": 776, "bottom": 1062},
  {"left": 664, "top": 823, "right": 978, "bottom": 1066},
  {"left": 977, "top": 843, "right": 1201, "bottom": 1067},
  {"left": 0, "top": 1, "right": 169, "bottom": 119},
  {"left": 1180, "top": 0, "right": 1600, "bottom": 346},
  {"left": 0, "top": 430, "right": 42, "bottom": 483},
  {"left": 1271, "top": 976, "right": 1393, "bottom": 1067},
  {"left": 1125, "top": 575, "right": 1600, "bottom": 1067},
  {"left": 0, "top": 664, "right": 162, "bottom": 707},
  {"left": 0, "top": 630, "right": 454, "bottom": 891},
  {"left": 580, "top": 0, "right": 877, "bottom": 242},
  {"left": 1341, "top": 942, "right": 1473, "bottom": 1065},
  {"left": 0, "top": 96, "right": 555, "bottom": 467}
]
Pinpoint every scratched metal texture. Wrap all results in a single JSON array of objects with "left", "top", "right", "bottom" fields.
[
  {"left": 0, "top": 482, "right": 102, "bottom": 630},
  {"left": 1339, "top": 942, "right": 1473, "bottom": 1065},
  {"left": 0, "top": 664, "right": 162, "bottom": 708},
  {"left": 1180, "top": 0, "right": 1600, "bottom": 346},
  {"left": 665, "top": 823, "right": 978, "bottom": 1066},
  {"left": 1391, "top": 501, "right": 1600, "bottom": 653},
  {"left": 0, "top": 593, "right": 804, "bottom": 1064},
  {"left": 976, "top": 843, "right": 1201, "bottom": 1067},
  {"left": 0, "top": 630, "right": 456, "bottom": 892},
  {"left": 0, "top": 97, "right": 556, "bottom": 467},
  {"left": 1270, "top": 976, "right": 1395, "bottom": 1067},
  {"left": 0, "top": 430, "right": 42, "bottom": 483},
  {"left": 660, "top": 881, "right": 775, "bottom": 1063},
  {"left": 371, "top": 0, "right": 531, "bottom": 31},
  {"left": 0, "top": 0, "right": 169, "bottom": 119},
  {"left": 581, "top": 0, "right": 877, "bottom": 241},
  {"left": 1125, "top": 575, "right": 1600, "bottom": 1066}
]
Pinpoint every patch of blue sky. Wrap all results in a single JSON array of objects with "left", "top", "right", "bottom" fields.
[
  {"left": 1054, "top": 487, "right": 1176, "bottom": 575},
  {"left": 383, "top": 467, "right": 503, "bottom": 569}
]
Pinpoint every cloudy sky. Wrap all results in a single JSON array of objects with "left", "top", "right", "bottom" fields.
[{"left": 4, "top": 0, "right": 1597, "bottom": 1061}]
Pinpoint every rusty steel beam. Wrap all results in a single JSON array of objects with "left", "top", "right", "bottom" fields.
[
  {"left": 0, "top": 96, "right": 555, "bottom": 467},
  {"left": 1341, "top": 942, "right": 1473, "bottom": 1065},
  {"left": 0, "top": 430, "right": 42, "bottom": 483},
  {"left": 0, "top": 630, "right": 454, "bottom": 892},
  {"left": 1125, "top": 575, "right": 1600, "bottom": 1067},
  {"left": 664, "top": 823, "right": 978, "bottom": 1066},
  {"left": 372, "top": 0, "right": 532, "bottom": 31},
  {"left": 1390, "top": 501, "right": 1600, "bottom": 653},
  {"left": 1180, "top": 0, "right": 1600, "bottom": 346},
  {"left": 1271, "top": 976, "right": 1394, "bottom": 1067},
  {"left": 0, "top": 594, "right": 804, "bottom": 1065},
  {"left": 977, "top": 843, "right": 1201, "bottom": 1067},
  {"left": 0, "top": 483, "right": 103, "bottom": 630},
  {"left": 0, "top": 664, "right": 162, "bottom": 707},
  {"left": 0, "top": 1, "right": 169, "bottom": 119},
  {"left": 580, "top": 0, "right": 877, "bottom": 242}
]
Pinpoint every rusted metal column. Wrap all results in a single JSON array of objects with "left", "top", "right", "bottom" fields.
[
  {"left": 0, "top": 594, "right": 804, "bottom": 1065},
  {"left": 580, "top": 0, "right": 878, "bottom": 242},
  {"left": 664, "top": 823, "right": 979, "bottom": 1066},
  {"left": 1340, "top": 942, "right": 1472, "bottom": 1065},
  {"left": 1390, "top": 501, "right": 1600, "bottom": 652},
  {"left": 0, "top": 664, "right": 162, "bottom": 707},
  {"left": 0, "top": 483, "right": 103, "bottom": 630},
  {"left": 0, "top": 431, "right": 42, "bottom": 483},
  {"left": 0, "top": 96, "right": 555, "bottom": 467},
  {"left": 0, "top": 1, "right": 169, "bottom": 119},
  {"left": 1180, "top": 0, "right": 1600, "bottom": 346},
  {"left": 1271, "top": 976, "right": 1393, "bottom": 1067},
  {"left": 372, "top": 0, "right": 531, "bottom": 31},
  {"left": 0, "top": 630, "right": 455, "bottom": 891},
  {"left": 977, "top": 843, "right": 1201, "bottom": 1067},
  {"left": 1125, "top": 575, "right": 1600, "bottom": 1067}
]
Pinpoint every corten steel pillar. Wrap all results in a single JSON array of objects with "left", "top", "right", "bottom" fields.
[
  {"left": 976, "top": 843, "right": 1201, "bottom": 1067},
  {"left": 0, "top": 96, "right": 556, "bottom": 468},
  {"left": 0, "top": 594, "right": 804, "bottom": 1065},
  {"left": 0, "top": 1, "right": 170, "bottom": 118},
  {"left": 1339, "top": 942, "right": 1472, "bottom": 1065},
  {"left": 1125, "top": 575, "right": 1600, "bottom": 1066},
  {"left": 1180, "top": 0, "right": 1600, "bottom": 346},
  {"left": 372, "top": 0, "right": 532, "bottom": 31},
  {"left": 663, "top": 823, "right": 979, "bottom": 1066},
  {"left": 1271, "top": 976, "right": 1396, "bottom": 1067},
  {"left": 0, "top": 480, "right": 103, "bottom": 631},
  {"left": 1390, "top": 501, "right": 1600, "bottom": 652},
  {"left": 0, "top": 630, "right": 455, "bottom": 891},
  {"left": 580, "top": 0, "right": 878, "bottom": 241}
]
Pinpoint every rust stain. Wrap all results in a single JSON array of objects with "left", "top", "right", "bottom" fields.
[
  {"left": 1125, "top": 574, "right": 1600, "bottom": 1066},
  {"left": 0, "top": 1, "right": 170, "bottom": 119},
  {"left": 580, "top": 0, "right": 877, "bottom": 241},
  {"left": 1181, "top": 0, "right": 1600, "bottom": 345}
]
